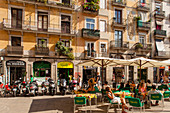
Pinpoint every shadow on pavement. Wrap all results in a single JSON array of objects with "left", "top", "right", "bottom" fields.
[{"left": 28, "top": 97, "right": 74, "bottom": 113}]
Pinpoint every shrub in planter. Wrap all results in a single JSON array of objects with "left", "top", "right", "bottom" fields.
[{"left": 135, "top": 43, "right": 143, "bottom": 49}]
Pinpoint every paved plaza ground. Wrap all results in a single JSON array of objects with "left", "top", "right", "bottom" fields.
[{"left": 0, "top": 95, "right": 170, "bottom": 113}]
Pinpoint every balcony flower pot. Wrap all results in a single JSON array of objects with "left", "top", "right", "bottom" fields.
[{"left": 135, "top": 43, "right": 143, "bottom": 50}]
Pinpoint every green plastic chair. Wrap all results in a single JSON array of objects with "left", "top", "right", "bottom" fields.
[
  {"left": 128, "top": 97, "right": 145, "bottom": 113},
  {"left": 74, "top": 97, "right": 87, "bottom": 113},
  {"left": 158, "top": 85, "right": 163, "bottom": 90},
  {"left": 106, "top": 96, "right": 122, "bottom": 113},
  {"left": 162, "top": 84, "right": 168, "bottom": 90},
  {"left": 150, "top": 93, "right": 164, "bottom": 110},
  {"left": 163, "top": 91, "right": 170, "bottom": 101},
  {"left": 117, "top": 85, "right": 120, "bottom": 89},
  {"left": 147, "top": 86, "right": 152, "bottom": 91}
]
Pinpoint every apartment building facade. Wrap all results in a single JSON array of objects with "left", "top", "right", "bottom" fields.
[{"left": 0, "top": 0, "right": 169, "bottom": 85}]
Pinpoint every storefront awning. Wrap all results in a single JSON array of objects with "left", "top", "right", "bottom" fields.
[{"left": 57, "top": 62, "right": 73, "bottom": 68}]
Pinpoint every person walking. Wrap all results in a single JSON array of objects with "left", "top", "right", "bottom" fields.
[{"left": 77, "top": 75, "right": 82, "bottom": 89}]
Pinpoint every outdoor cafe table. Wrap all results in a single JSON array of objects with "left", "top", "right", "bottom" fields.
[
  {"left": 76, "top": 93, "right": 97, "bottom": 113},
  {"left": 114, "top": 92, "right": 133, "bottom": 97}
]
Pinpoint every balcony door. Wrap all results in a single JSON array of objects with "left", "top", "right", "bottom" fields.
[
  {"left": 38, "top": 12, "right": 48, "bottom": 31},
  {"left": 38, "top": 39, "right": 47, "bottom": 47},
  {"left": 61, "top": 15, "right": 71, "bottom": 34},
  {"left": 62, "top": 0, "right": 70, "bottom": 5},
  {"left": 139, "top": 35, "right": 145, "bottom": 46},
  {"left": 115, "top": 10, "right": 122, "bottom": 24},
  {"left": 11, "top": 36, "right": 21, "bottom": 46},
  {"left": 115, "top": 30, "right": 122, "bottom": 47},
  {"left": 86, "top": 42, "right": 95, "bottom": 57},
  {"left": 11, "top": 8, "right": 22, "bottom": 28}
]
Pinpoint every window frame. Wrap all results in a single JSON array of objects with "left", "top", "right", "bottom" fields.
[
  {"left": 85, "top": 17, "right": 96, "bottom": 30},
  {"left": 99, "top": 20, "right": 107, "bottom": 32},
  {"left": 114, "top": 30, "right": 123, "bottom": 47},
  {"left": 100, "top": 42, "right": 107, "bottom": 53}
]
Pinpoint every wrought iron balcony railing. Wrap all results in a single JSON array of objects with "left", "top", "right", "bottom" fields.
[
  {"left": 110, "top": 40, "right": 129, "bottom": 50},
  {"left": 7, "top": 45, "right": 23, "bottom": 55},
  {"left": 137, "top": 2, "right": 150, "bottom": 11},
  {"left": 112, "top": 0, "right": 126, "bottom": 7},
  {"left": 82, "top": 28, "right": 100, "bottom": 39},
  {"left": 2, "top": 18, "right": 74, "bottom": 35},
  {"left": 35, "top": 46, "right": 49, "bottom": 56},
  {"left": 154, "top": 30, "right": 166, "bottom": 37}
]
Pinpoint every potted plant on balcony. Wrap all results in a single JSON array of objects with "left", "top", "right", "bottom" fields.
[
  {"left": 55, "top": 41, "right": 75, "bottom": 60},
  {"left": 135, "top": 43, "right": 143, "bottom": 50}
]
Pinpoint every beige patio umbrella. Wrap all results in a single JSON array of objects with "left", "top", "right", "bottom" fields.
[{"left": 125, "top": 57, "right": 168, "bottom": 80}]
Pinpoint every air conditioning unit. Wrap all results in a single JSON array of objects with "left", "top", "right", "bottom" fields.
[{"left": 101, "top": 48, "right": 106, "bottom": 52}]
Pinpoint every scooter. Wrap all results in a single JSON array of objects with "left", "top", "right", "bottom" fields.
[
  {"left": 12, "top": 80, "right": 21, "bottom": 97},
  {"left": 59, "top": 79, "right": 67, "bottom": 95},
  {"left": 41, "top": 82, "right": 47, "bottom": 95},
  {"left": 48, "top": 78, "right": 55, "bottom": 96},
  {"left": 69, "top": 80, "right": 77, "bottom": 92},
  {"left": 29, "top": 81, "right": 38, "bottom": 96},
  {"left": 22, "top": 81, "right": 29, "bottom": 96},
  {"left": 4, "top": 83, "right": 12, "bottom": 97}
]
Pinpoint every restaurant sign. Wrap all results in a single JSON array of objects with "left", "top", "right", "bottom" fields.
[{"left": 6, "top": 60, "right": 26, "bottom": 66}]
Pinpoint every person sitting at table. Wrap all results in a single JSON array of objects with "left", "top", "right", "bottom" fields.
[
  {"left": 138, "top": 83, "right": 147, "bottom": 100},
  {"left": 106, "top": 87, "right": 129, "bottom": 113},
  {"left": 130, "top": 81, "right": 136, "bottom": 93},
  {"left": 125, "top": 81, "right": 130, "bottom": 88},
  {"left": 148, "top": 84, "right": 163, "bottom": 106},
  {"left": 118, "top": 82, "right": 124, "bottom": 91},
  {"left": 83, "top": 78, "right": 96, "bottom": 93},
  {"left": 146, "top": 80, "right": 152, "bottom": 87},
  {"left": 103, "top": 81, "right": 110, "bottom": 90}
]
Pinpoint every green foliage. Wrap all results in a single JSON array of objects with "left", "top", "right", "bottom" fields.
[
  {"left": 55, "top": 41, "right": 74, "bottom": 60},
  {"left": 83, "top": 0, "right": 100, "bottom": 12},
  {"left": 135, "top": 43, "right": 143, "bottom": 49}
]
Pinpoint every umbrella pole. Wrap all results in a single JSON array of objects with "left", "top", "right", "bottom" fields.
[
  {"left": 101, "top": 59, "right": 104, "bottom": 102},
  {"left": 140, "top": 60, "right": 142, "bottom": 80}
]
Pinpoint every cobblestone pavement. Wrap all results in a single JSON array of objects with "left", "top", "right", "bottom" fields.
[{"left": 0, "top": 95, "right": 170, "bottom": 113}]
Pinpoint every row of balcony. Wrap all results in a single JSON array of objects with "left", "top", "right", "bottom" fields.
[
  {"left": 2, "top": 19, "right": 75, "bottom": 36},
  {"left": 8, "top": 0, "right": 74, "bottom": 10},
  {"left": 5, "top": 43, "right": 169, "bottom": 59}
]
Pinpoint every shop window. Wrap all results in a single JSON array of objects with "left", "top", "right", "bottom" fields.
[
  {"left": 61, "top": 15, "right": 71, "bottom": 34},
  {"left": 11, "top": 36, "right": 21, "bottom": 46},
  {"left": 100, "top": 43, "right": 107, "bottom": 53},
  {"left": 86, "top": 18, "right": 95, "bottom": 29},
  {"left": 37, "top": 38, "right": 47, "bottom": 47},
  {"left": 38, "top": 12, "right": 48, "bottom": 31},
  {"left": 33, "top": 61, "right": 51, "bottom": 77},
  {"left": 11, "top": 8, "right": 22, "bottom": 28}
]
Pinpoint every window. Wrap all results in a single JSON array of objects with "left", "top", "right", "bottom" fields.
[
  {"left": 156, "top": 25, "right": 161, "bottom": 30},
  {"left": 100, "top": 0, "right": 106, "bottom": 9},
  {"left": 140, "top": 0, "right": 145, "bottom": 3},
  {"left": 11, "top": 8, "right": 22, "bottom": 28},
  {"left": 37, "top": 38, "right": 47, "bottom": 47},
  {"left": 115, "top": 30, "right": 122, "bottom": 47},
  {"left": 11, "top": 36, "right": 21, "bottom": 46},
  {"left": 115, "top": 10, "right": 122, "bottom": 24},
  {"left": 86, "top": 42, "right": 95, "bottom": 57},
  {"left": 38, "top": 12, "right": 48, "bottom": 31},
  {"left": 61, "top": 40, "right": 70, "bottom": 47},
  {"left": 62, "top": 0, "right": 70, "bottom": 5},
  {"left": 139, "top": 35, "right": 145, "bottom": 46},
  {"left": 100, "top": 43, "right": 107, "bottom": 53},
  {"left": 155, "top": 3, "right": 161, "bottom": 14},
  {"left": 61, "top": 15, "right": 71, "bottom": 34},
  {"left": 86, "top": 18, "right": 95, "bottom": 29},
  {"left": 100, "top": 20, "right": 106, "bottom": 32}
]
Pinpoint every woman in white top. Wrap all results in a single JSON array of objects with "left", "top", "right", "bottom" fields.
[{"left": 106, "top": 87, "right": 129, "bottom": 113}]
